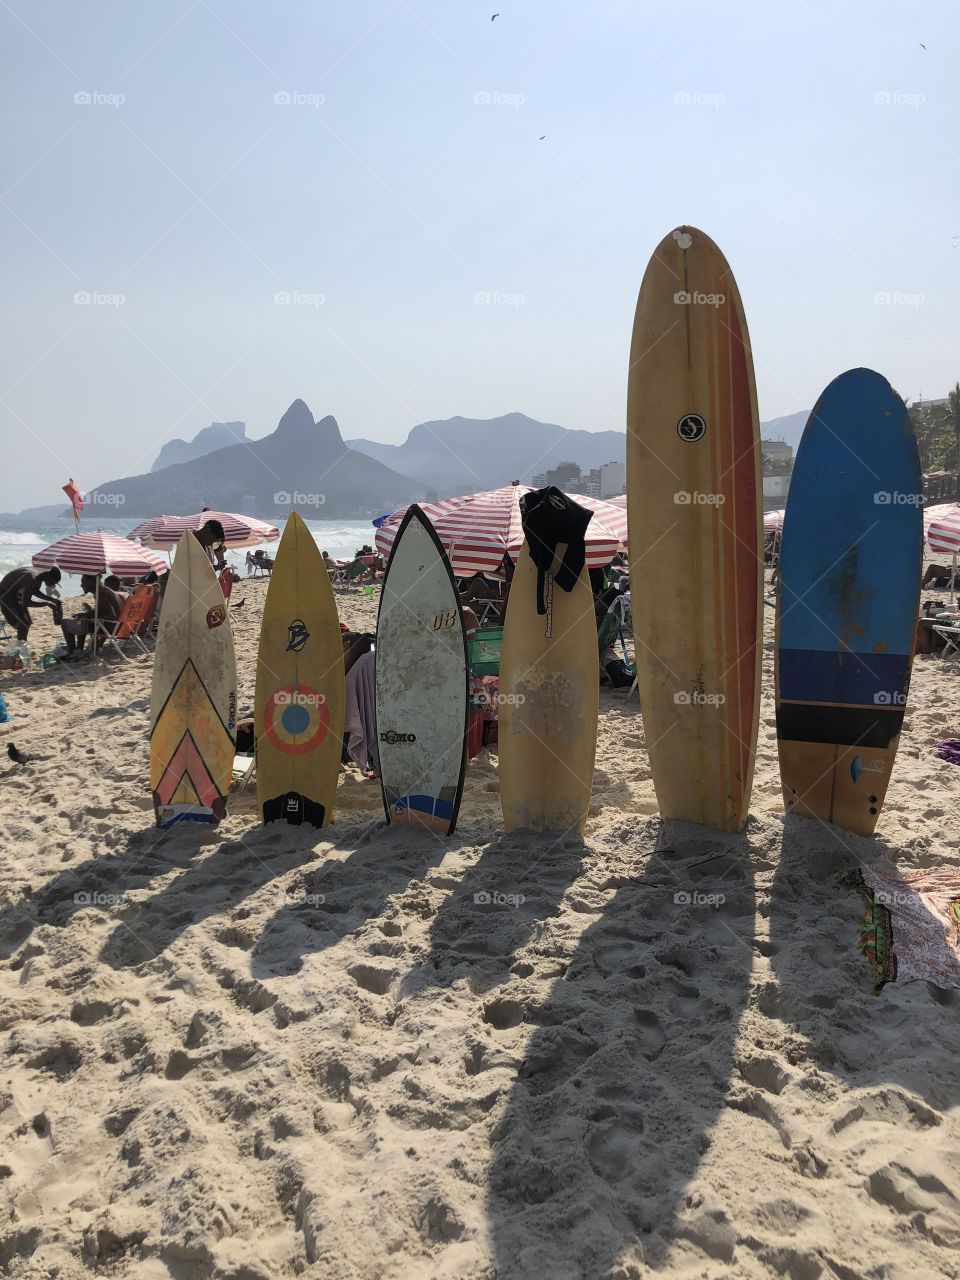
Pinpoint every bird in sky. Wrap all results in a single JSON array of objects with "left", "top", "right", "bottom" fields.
[
  {"left": 491, "top": 12, "right": 500, "bottom": 20},
  {"left": 539, "top": 135, "right": 546, "bottom": 140},
  {"left": 920, "top": 42, "right": 926, "bottom": 49}
]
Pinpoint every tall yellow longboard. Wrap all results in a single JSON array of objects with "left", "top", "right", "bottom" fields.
[
  {"left": 150, "top": 532, "right": 237, "bottom": 828},
  {"left": 627, "top": 226, "right": 761, "bottom": 832},
  {"left": 499, "top": 545, "right": 599, "bottom": 834},
  {"left": 255, "top": 512, "right": 344, "bottom": 827}
]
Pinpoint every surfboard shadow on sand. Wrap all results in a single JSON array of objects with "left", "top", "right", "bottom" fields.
[
  {"left": 248, "top": 825, "right": 472, "bottom": 979},
  {"left": 467, "top": 822, "right": 757, "bottom": 1277},
  {"left": 767, "top": 816, "right": 960, "bottom": 1256}
]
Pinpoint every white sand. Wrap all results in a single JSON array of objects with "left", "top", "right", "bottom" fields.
[{"left": 2, "top": 578, "right": 960, "bottom": 1279}]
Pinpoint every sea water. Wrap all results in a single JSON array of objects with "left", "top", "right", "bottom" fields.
[{"left": 0, "top": 518, "right": 378, "bottom": 595}]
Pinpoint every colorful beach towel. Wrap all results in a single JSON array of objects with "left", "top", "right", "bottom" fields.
[
  {"left": 934, "top": 739, "right": 960, "bottom": 765},
  {"left": 841, "top": 863, "right": 960, "bottom": 993}
]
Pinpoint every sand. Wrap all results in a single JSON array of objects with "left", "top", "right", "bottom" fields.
[{"left": 2, "top": 576, "right": 960, "bottom": 1280}]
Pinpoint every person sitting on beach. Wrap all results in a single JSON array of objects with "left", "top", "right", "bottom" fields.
[
  {"left": 193, "top": 519, "right": 227, "bottom": 571},
  {"left": 59, "top": 574, "right": 123, "bottom": 658},
  {"left": 342, "top": 630, "right": 378, "bottom": 775},
  {"left": 0, "top": 566, "right": 62, "bottom": 641}
]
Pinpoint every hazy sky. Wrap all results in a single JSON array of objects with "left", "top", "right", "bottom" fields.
[{"left": 1, "top": 1, "right": 957, "bottom": 509}]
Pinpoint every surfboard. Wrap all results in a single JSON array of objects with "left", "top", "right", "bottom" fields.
[
  {"left": 255, "top": 511, "right": 344, "bottom": 827},
  {"left": 776, "top": 369, "right": 922, "bottom": 835},
  {"left": 150, "top": 531, "right": 237, "bottom": 828},
  {"left": 376, "top": 505, "right": 468, "bottom": 834},
  {"left": 626, "top": 225, "right": 762, "bottom": 832},
  {"left": 498, "top": 544, "right": 599, "bottom": 834}
]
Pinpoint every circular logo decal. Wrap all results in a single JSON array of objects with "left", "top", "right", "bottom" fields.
[
  {"left": 677, "top": 413, "right": 706, "bottom": 442},
  {"left": 264, "top": 685, "right": 330, "bottom": 755},
  {"left": 206, "top": 604, "right": 226, "bottom": 629}
]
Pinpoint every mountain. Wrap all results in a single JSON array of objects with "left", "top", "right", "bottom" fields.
[
  {"left": 760, "top": 410, "right": 809, "bottom": 453},
  {"left": 84, "top": 400, "right": 426, "bottom": 518},
  {"left": 348, "top": 410, "right": 812, "bottom": 492},
  {"left": 347, "top": 413, "right": 627, "bottom": 493},
  {"left": 151, "top": 421, "right": 247, "bottom": 472}
]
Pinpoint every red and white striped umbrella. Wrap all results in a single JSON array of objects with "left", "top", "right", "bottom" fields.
[
  {"left": 32, "top": 531, "right": 167, "bottom": 577},
  {"left": 927, "top": 506, "right": 960, "bottom": 555},
  {"left": 129, "top": 510, "right": 279, "bottom": 551},
  {"left": 763, "top": 508, "right": 786, "bottom": 532},
  {"left": 924, "top": 502, "right": 960, "bottom": 543},
  {"left": 374, "top": 485, "right": 629, "bottom": 575}
]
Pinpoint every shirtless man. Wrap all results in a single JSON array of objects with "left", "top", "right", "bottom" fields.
[{"left": 0, "top": 567, "right": 62, "bottom": 641}]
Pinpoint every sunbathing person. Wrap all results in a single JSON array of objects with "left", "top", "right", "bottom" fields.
[
  {"left": 922, "top": 563, "right": 960, "bottom": 590},
  {"left": 0, "top": 566, "right": 62, "bottom": 641},
  {"left": 59, "top": 574, "right": 123, "bottom": 657}
]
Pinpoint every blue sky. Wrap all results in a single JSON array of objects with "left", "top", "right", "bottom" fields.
[{"left": 1, "top": 0, "right": 957, "bottom": 508}]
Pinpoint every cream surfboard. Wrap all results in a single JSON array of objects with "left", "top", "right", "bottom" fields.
[
  {"left": 150, "top": 531, "right": 237, "bottom": 828},
  {"left": 255, "top": 511, "right": 344, "bottom": 827},
  {"left": 626, "top": 225, "right": 762, "bottom": 832},
  {"left": 376, "top": 505, "right": 468, "bottom": 834},
  {"left": 498, "top": 545, "right": 599, "bottom": 834}
]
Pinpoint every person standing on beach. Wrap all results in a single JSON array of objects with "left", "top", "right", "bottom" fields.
[
  {"left": 192, "top": 520, "right": 228, "bottom": 571},
  {"left": 0, "top": 566, "right": 63, "bottom": 641}
]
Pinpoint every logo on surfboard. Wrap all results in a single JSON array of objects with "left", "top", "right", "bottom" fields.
[
  {"left": 677, "top": 413, "right": 706, "bottom": 442},
  {"left": 206, "top": 604, "right": 226, "bottom": 629},
  {"left": 380, "top": 730, "right": 417, "bottom": 745},
  {"left": 286, "top": 619, "right": 310, "bottom": 652}
]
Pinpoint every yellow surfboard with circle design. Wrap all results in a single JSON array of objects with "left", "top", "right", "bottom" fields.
[{"left": 255, "top": 512, "right": 344, "bottom": 827}]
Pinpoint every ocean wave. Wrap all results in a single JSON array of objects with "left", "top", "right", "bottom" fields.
[{"left": 0, "top": 530, "right": 45, "bottom": 545}]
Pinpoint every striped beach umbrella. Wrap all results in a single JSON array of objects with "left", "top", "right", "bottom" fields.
[
  {"left": 129, "top": 510, "right": 279, "bottom": 550},
  {"left": 763, "top": 508, "right": 786, "bottom": 532},
  {"left": 32, "top": 531, "right": 166, "bottom": 577},
  {"left": 374, "top": 485, "right": 629, "bottom": 576},
  {"left": 927, "top": 507, "right": 960, "bottom": 555},
  {"left": 924, "top": 502, "right": 960, "bottom": 544}
]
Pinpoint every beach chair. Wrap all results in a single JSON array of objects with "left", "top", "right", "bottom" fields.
[
  {"left": 96, "top": 584, "right": 160, "bottom": 658},
  {"left": 933, "top": 622, "right": 960, "bottom": 658}
]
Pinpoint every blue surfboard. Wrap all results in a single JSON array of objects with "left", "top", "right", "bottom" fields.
[{"left": 775, "top": 368, "right": 922, "bottom": 835}]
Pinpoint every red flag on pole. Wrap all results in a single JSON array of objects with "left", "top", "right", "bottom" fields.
[
  {"left": 63, "top": 478, "right": 83, "bottom": 530},
  {"left": 63, "top": 479, "right": 83, "bottom": 514}
]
